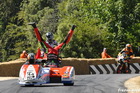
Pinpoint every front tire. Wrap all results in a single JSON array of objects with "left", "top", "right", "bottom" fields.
[{"left": 116, "top": 65, "right": 122, "bottom": 74}]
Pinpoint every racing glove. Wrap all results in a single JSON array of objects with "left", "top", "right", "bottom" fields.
[
  {"left": 28, "top": 22, "right": 37, "bottom": 28},
  {"left": 71, "top": 25, "right": 76, "bottom": 31}
]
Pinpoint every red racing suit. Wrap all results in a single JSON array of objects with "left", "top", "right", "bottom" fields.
[{"left": 29, "top": 22, "right": 76, "bottom": 59}]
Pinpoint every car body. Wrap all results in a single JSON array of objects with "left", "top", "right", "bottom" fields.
[{"left": 19, "top": 61, "right": 75, "bottom": 86}]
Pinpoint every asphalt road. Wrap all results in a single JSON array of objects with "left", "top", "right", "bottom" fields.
[{"left": 0, "top": 74, "right": 139, "bottom": 93}]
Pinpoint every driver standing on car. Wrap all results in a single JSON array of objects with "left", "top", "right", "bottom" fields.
[
  {"left": 40, "top": 32, "right": 58, "bottom": 58},
  {"left": 29, "top": 22, "right": 76, "bottom": 67}
]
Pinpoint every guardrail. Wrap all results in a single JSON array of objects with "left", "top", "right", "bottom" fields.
[{"left": 0, "top": 57, "right": 140, "bottom": 76}]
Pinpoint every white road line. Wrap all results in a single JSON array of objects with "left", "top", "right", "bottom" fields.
[{"left": 0, "top": 77, "right": 18, "bottom": 81}]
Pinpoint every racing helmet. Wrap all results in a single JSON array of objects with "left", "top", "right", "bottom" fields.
[
  {"left": 46, "top": 32, "right": 53, "bottom": 41},
  {"left": 126, "top": 44, "right": 132, "bottom": 49},
  {"left": 27, "top": 53, "right": 35, "bottom": 64}
]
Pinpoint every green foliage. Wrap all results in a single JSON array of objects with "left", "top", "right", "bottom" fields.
[{"left": 0, "top": 0, "right": 140, "bottom": 62}]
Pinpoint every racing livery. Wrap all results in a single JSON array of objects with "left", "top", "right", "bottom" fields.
[{"left": 19, "top": 63, "right": 75, "bottom": 86}]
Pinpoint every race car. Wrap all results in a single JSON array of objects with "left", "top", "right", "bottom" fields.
[{"left": 18, "top": 60, "right": 75, "bottom": 86}]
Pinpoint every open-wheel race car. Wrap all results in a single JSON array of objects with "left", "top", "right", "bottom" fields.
[{"left": 19, "top": 22, "right": 76, "bottom": 86}]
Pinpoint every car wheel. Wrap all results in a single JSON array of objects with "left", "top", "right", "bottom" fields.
[{"left": 63, "top": 83, "right": 74, "bottom": 86}]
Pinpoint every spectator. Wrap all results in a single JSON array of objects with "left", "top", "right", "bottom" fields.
[
  {"left": 20, "top": 50, "right": 28, "bottom": 58},
  {"left": 101, "top": 48, "right": 111, "bottom": 58}
]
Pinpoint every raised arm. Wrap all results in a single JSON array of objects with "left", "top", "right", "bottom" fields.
[
  {"left": 64, "top": 25, "right": 76, "bottom": 44},
  {"left": 55, "top": 25, "right": 76, "bottom": 50},
  {"left": 28, "top": 22, "right": 57, "bottom": 52}
]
